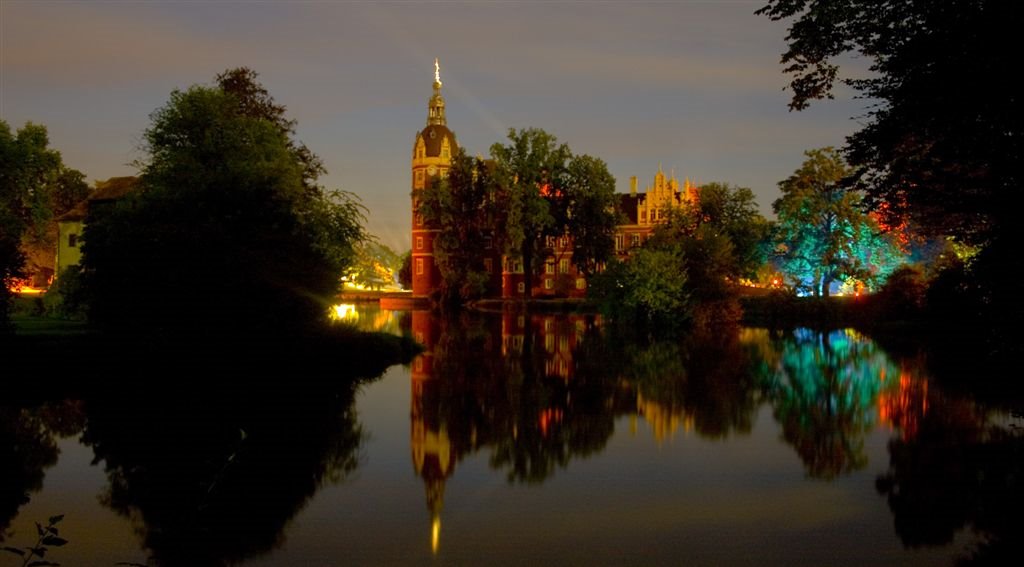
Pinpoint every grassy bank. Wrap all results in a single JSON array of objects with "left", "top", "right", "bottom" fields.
[{"left": 7, "top": 296, "right": 420, "bottom": 389}]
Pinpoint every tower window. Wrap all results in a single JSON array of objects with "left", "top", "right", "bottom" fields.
[
  {"left": 416, "top": 236, "right": 423, "bottom": 250},
  {"left": 416, "top": 258, "right": 424, "bottom": 275}
]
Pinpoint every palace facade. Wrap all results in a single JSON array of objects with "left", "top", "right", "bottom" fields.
[{"left": 411, "top": 61, "right": 698, "bottom": 300}]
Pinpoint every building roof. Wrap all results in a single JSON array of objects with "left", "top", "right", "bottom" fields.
[
  {"left": 57, "top": 176, "right": 139, "bottom": 222},
  {"left": 56, "top": 199, "right": 89, "bottom": 222},
  {"left": 417, "top": 125, "right": 458, "bottom": 158},
  {"left": 90, "top": 176, "right": 139, "bottom": 202}
]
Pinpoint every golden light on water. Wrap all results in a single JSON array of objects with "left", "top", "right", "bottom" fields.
[
  {"left": 431, "top": 517, "right": 441, "bottom": 554},
  {"left": 330, "top": 303, "right": 358, "bottom": 321}
]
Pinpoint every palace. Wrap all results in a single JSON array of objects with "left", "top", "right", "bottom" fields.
[{"left": 410, "top": 60, "right": 698, "bottom": 300}]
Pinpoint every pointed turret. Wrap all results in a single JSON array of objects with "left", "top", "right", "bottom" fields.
[{"left": 427, "top": 58, "right": 446, "bottom": 126}]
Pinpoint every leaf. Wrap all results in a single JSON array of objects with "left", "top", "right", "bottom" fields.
[
  {"left": 2, "top": 546, "right": 26, "bottom": 556},
  {"left": 41, "top": 536, "right": 68, "bottom": 547},
  {"left": 47, "top": 515, "right": 64, "bottom": 525},
  {"left": 36, "top": 522, "right": 45, "bottom": 536},
  {"left": 30, "top": 546, "right": 46, "bottom": 557}
]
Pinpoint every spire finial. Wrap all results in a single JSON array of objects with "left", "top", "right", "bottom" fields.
[{"left": 434, "top": 58, "right": 442, "bottom": 87}]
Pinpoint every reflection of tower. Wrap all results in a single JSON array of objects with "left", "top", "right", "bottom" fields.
[
  {"left": 409, "top": 310, "right": 454, "bottom": 554},
  {"left": 411, "top": 59, "right": 458, "bottom": 298}
]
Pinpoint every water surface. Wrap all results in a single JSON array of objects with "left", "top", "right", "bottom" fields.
[{"left": 3, "top": 305, "right": 1019, "bottom": 565}]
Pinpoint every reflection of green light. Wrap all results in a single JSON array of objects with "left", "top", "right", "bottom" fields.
[{"left": 773, "top": 329, "right": 902, "bottom": 419}]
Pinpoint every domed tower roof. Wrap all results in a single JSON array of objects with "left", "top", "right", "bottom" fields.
[
  {"left": 416, "top": 124, "right": 458, "bottom": 158},
  {"left": 413, "top": 58, "right": 458, "bottom": 157}
]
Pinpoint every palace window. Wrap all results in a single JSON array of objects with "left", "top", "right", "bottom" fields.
[
  {"left": 544, "top": 278, "right": 553, "bottom": 290},
  {"left": 559, "top": 259, "right": 569, "bottom": 274},
  {"left": 484, "top": 236, "right": 493, "bottom": 249},
  {"left": 517, "top": 282, "right": 525, "bottom": 293},
  {"left": 484, "top": 258, "right": 493, "bottom": 273},
  {"left": 615, "top": 234, "right": 624, "bottom": 251},
  {"left": 545, "top": 262, "right": 554, "bottom": 274},
  {"left": 631, "top": 234, "right": 640, "bottom": 248},
  {"left": 576, "top": 278, "right": 586, "bottom": 290}
]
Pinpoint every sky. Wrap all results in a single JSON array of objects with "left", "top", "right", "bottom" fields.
[{"left": 1, "top": 0, "right": 871, "bottom": 252}]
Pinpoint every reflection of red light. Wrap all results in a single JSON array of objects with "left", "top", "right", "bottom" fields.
[
  {"left": 878, "top": 372, "right": 928, "bottom": 440},
  {"left": 538, "top": 407, "right": 564, "bottom": 437}
]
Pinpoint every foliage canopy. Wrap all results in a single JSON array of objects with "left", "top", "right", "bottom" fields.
[
  {"left": 83, "top": 69, "right": 365, "bottom": 340},
  {"left": 772, "top": 148, "right": 903, "bottom": 296},
  {"left": 0, "top": 120, "right": 87, "bottom": 330}
]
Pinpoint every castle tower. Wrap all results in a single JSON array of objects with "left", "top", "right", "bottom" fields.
[{"left": 411, "top": 58, "right": 458, "bottom": 297}]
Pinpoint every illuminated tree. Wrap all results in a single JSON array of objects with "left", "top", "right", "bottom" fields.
[
  {"left": 773, "top": 148, "right": 903, "bottom": 296},
  {"left": 758, "top": 0, "right": 1021, "bottom": 323}
]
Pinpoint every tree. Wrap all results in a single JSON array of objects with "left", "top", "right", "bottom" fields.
[
  {"left": 758, "top": 1, "right": 1020, "bottom": 315},
  {"left": 772, "top": 148, "right": 903, "bottom": 296},
  {"left": 0, "top": 120, "right": 85, "bottom": 330},
  {"left": 489, "top": 128, "right": 568, "bottom": 299},
  {"left": 489, "top": 128, "right": 617, "bottom": 299},
  {"left": 562, "top": 154, "right": 620, "bottom": 276},
  {"left": 215, "top": 67, "right": 326, "bottom": 192},
  {"left": 688, "top": 182, "right": 770, "bottom": 281},
  {"left": 590, "top": 181, "right": 767, "bottom": 326},
  {"left": 589, "top": 245, "right": 690, "bottom": 328},
  {"left": 83, "top": 71, "right": 365, "bottom": 341},
  {"left": 418, "top": 149, "right": 504, "bottom": 303},
  {"left": 398, "top": 251, "right": 412, "bottom": 290}
]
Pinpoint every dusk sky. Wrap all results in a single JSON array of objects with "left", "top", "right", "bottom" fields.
[{"left": 2, "top": 1, "right": 870, "bottom": 251}]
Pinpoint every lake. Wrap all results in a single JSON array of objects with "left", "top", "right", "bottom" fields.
[{"left": 2, "top": 304, "right": 1019, "bottom": 566}]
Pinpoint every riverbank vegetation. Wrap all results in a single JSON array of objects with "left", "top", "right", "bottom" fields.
[{"left": 3, "top": 69, "right": 417, "bottom": 369}]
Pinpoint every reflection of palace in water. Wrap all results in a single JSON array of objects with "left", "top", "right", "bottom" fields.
[
  {"left": 406, "top": 311, "right": 937, "bottom": 552},
  {"left": 408, "top": 309, "right": 596, "bottom": 553}
]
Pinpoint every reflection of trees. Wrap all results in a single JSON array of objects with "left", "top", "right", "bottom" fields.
[
  {"left": 80, "top": 385, "right": 364, "bottom": 567},
  {"left": 759, "top": 329, "right": 900, "bottom": 479},
  {"left": 415, "top": 311, "right": 763, "bottom": 487},
  {"left": 0, "top": 400, "right": 85, "bottom": 540},
  {"left": 876, "top": 396, "right": 1023, "bottom": 565},
  {"left": 609, "top": 324, "right": 760, "bottom": 442}
]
